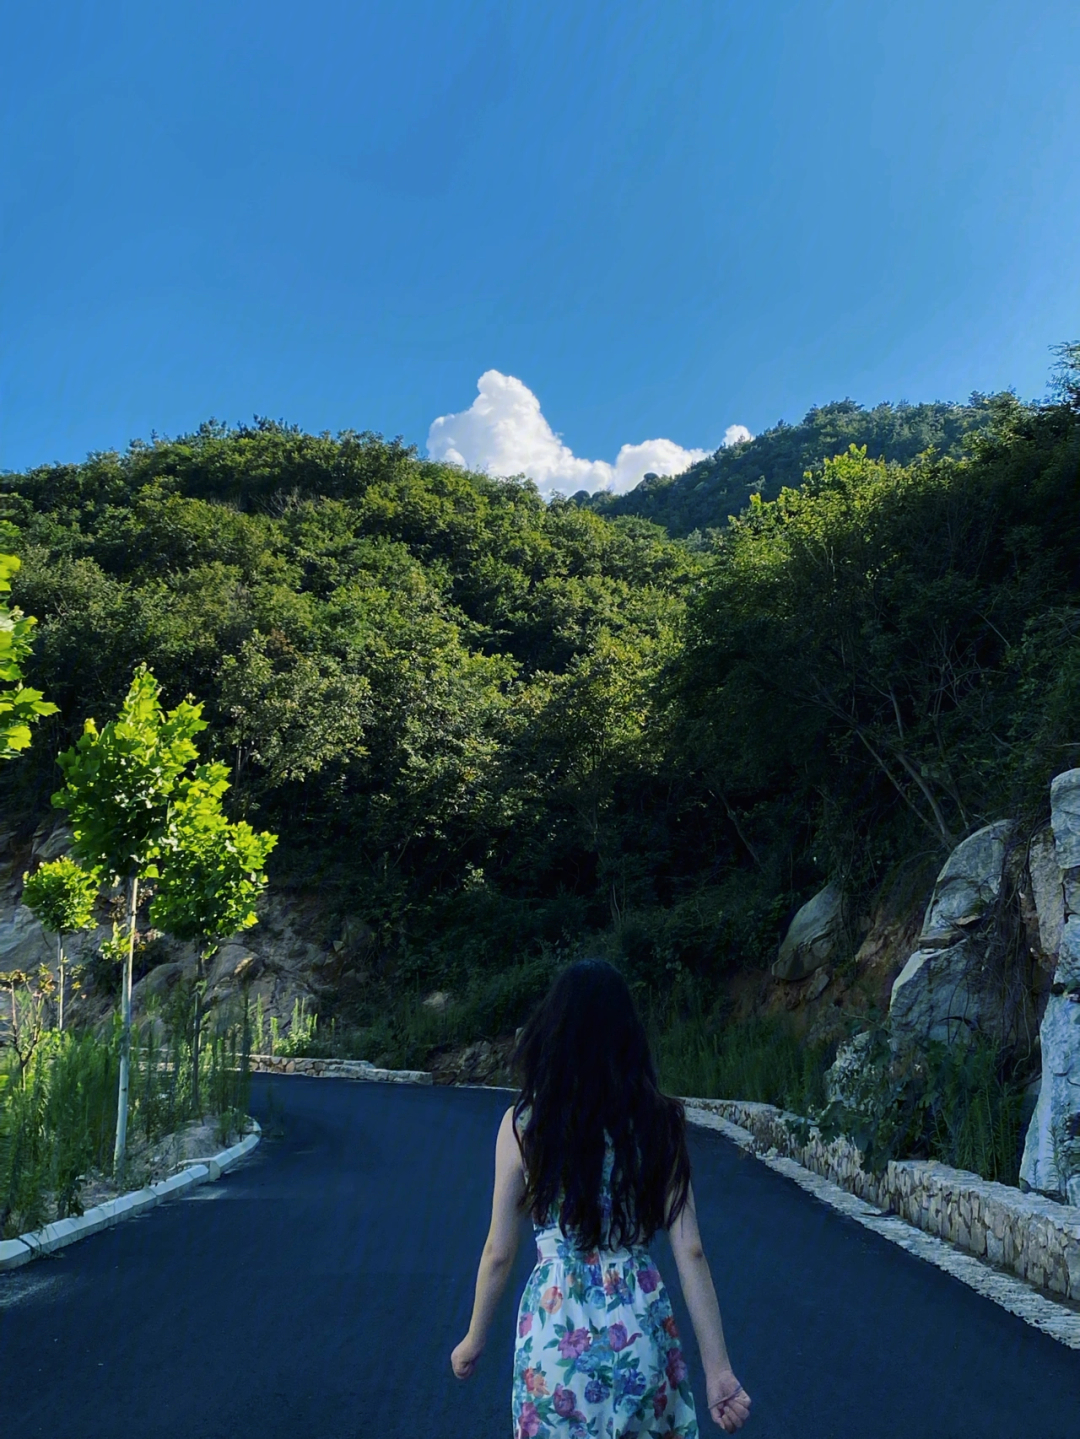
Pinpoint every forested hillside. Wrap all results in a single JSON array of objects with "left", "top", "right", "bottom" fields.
[
  {"left": 1, "top": 355, "right": 1079, "bottom": 1074},
  {"left": 0, "top": 427, "right": 699, "bottom": 986},
  {"left": 584, "top": 394, "right": 1006, "bottom": 538}
]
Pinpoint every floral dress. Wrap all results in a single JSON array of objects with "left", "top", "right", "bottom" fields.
[{"left": 512, "top": 1131, "right": 699, "bottom": 1439}]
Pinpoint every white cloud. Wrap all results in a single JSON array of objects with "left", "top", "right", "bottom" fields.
[
  {"left": 722, "top": 424, "right": 753, "bottom": 448},
  {"left": 427, "top": 370, "right": 749, "bottom": 497}
]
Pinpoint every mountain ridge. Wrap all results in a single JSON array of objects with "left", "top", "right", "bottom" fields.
[{"left": 578, "top": 393, "right": 1011, "bottom": 538}]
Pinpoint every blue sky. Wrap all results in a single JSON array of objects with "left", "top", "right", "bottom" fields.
[{"left": 2, "top": 1, "right": 1078, "bottom": 489}]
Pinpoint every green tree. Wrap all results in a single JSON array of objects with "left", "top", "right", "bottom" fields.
[
  {"left": 21, "top": 857, "right": 99, "bottom": 1029},
  {"left": 150, "top": 774, "right": 276, "bottom": 1112},
  {"left": 0, "top": 552, "right": 57, "bottom": 759},
  {"left": 51, "top": 666, "right": 210, "bottom": 1177}
]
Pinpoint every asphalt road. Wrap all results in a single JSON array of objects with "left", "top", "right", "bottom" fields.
[{"left": 2, "top": 1074, "right": 1080, "bottom": 1438}]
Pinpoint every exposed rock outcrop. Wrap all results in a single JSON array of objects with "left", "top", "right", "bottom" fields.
[
  {"left": 889, "top": 821, "right": 1019, "bottom": 1044},
  {"left": 1020, "top": 770, "right": 1080, "bottom": 1203},
  {"left": 1028, "top": 826, "right": 1064, "bottom": 963},
  {"left": 0, "top": 819, "right": 343, "bottom": 1043},
  {"left": 823, "top": 1030, "right": 872, "bottom": 1106},
  {"left": 771, "top": 883, "right": 845, "bottom": 981},
  {"left": 0, "top": 903, "right": 109, "bottom": 972}
]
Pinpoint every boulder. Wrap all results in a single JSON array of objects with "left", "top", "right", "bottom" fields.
[
  {"left": 772, "top": 883, "right": 845, "bottom": 981},
  {"left": 889, "top": 937, "right": 990, "bottom": 1044},
  {"left": 888, "top": 822, "right": 1015, "bottom": 1044},
  {"left": 31, "top": 823, "right": 73, "bottom": 862},
  {"left": 132, "top": 961, "right": 186, "bottom": 1004},
  {"left": 919, "top": 821, "right": 1013, "bottom": 942},
  {"left": 207, "top": 941, "right": 256, "bottom": 988},
  {"left": 804, "top": 966, "right": 831, "bottom": 1003},
  {"left": 1050, "top": 769, "right": 1080, "bottom": 870},
  {"left": 1018, "top": 987, "right": 1080, "bottom": 1204}
]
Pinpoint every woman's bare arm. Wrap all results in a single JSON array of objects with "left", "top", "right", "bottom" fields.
[
  {"left": 668, "top": 1178, "right": 731, "bottom": 1373},
  {"left": 667, "top": 1178, "right": 751, "bottom": 1431},
  {"left": 451, "top": 1106, "right": 526, "bottom": 1378}
]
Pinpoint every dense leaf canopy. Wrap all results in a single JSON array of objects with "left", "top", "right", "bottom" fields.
[{"left": 584, "top": 394, "right": 1008, "bottom": 539}]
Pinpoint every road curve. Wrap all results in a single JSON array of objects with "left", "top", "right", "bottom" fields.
[{"left": 2, "top": 1075, "right": 1079, "bottom": 1438}]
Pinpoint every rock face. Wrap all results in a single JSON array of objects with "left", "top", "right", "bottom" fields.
[
  {"left": 0, "top": 817, "right": 336, "bottom": 1044},
  {"left": 921, "top": 821, "right": 1015, "bottom": 941},
  {"left": 1020, "top": 770, "right": 1080, "bottom": 1203},
  {"left": 0, "top": 903, "right": 109, "bottom": 972},
  {"left": 1028, "top": 827, "right": 1064, "bottom": 963},
  {"left": 888, "top": 821, "right": 1015, "bottom": 1044},
  {"left": 823, "top": 1030, "right": 872, "bottom": 1106},
  {"left": 428, "top": 1035, "right": 517, "bottom": 1086},
  {"left": 772, "top": 883, "right": 845, "bottom": 981}
]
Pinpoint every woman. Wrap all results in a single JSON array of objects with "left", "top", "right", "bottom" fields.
[{"left": 451, "top": 958, "right": 751, "bottom": 1435}]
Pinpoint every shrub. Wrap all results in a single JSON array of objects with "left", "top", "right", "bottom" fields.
[{"left": 812, "top": 1024, "right": 1027, "bottom": 1183}]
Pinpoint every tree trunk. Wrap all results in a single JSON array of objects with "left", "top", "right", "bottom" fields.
[
  {"left": 191, "top": 950, "right": 205, "bottom": 1116},
  {"left": 113, "top": 874, "right": 139, "bottom": 1180},
  {"left": 57, "top": 932, "right": 65, "bottom": 1031}
]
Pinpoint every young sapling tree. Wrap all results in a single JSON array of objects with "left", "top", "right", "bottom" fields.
[
  {"left": 21, "top": 857, "right": 99, "bottom": 1029},
  {"left": 150, "top": 775, "right": 276, "bottom": 1113},
  {"left": 51, "top": 665, "right": 210, "bottom": 1179},
  {"left": 1, "top": 966, "right": 57, "bottom": 1077}
]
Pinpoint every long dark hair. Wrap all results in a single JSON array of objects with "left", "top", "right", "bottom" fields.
[{"left": 511, "top": 958, "right": 691, "bottom": 1251}]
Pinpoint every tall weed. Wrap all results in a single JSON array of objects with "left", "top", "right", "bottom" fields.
[
  {"left": 0, "top": 989, "right": 252, "bottom": 1237},
  {"left": 654, "top": 1008, "right": 835, "bottom": 1113},
  {"left": 813, "top": 1025, "right": 1027, "bottom": 1183}
]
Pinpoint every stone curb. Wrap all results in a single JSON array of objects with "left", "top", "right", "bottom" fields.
[
  {"left": 683, "top": 1102, "right": 1080, "bottom": 1351},
  {"left": 249, "top": 1054, "right": 433, "bottom": 1084},
  {"left": 0, "top": 1121, "right": 261, "bottom": 1273},
  {"left": 688, "top": 1097, "right": 1080, "bottom": 1304}
]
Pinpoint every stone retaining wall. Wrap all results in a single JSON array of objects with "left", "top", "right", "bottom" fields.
[
  {"left": 249, "top": 1054, "right": 432, "bottom": 1084},
  {"left": 686, "top": 1098, "right": 1080, "bottom": 1303}
]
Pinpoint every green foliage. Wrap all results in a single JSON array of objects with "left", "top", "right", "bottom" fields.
[
  {"left": 651, "top": 1007, "right": 836, "bottom": 1113},
  {"left": 585, "top": 394, "right": 1006, "bottom": 537},
  {"left": 4, "top": 424, "right": 696, "bottom": 953},
  {"left": 812, "top": 1026, "right": 1026, "bottom": 1183},
  {"left": 21, "top": 856, "right": 99, "bottom": 937},
  {"left": 0, "top": 552, "right": 57, "bottom": 760},
  {"left": 305, "top": 954, "right": 562, "bottom": 1070},
  {"left": 0, "top": 994, "right": 251, "bottom": 1236},
  {"left": 268, "top": 998, "right": 319, "bottom": 1057},
  {"left": 149, "top": 773, "right": 277, "bottom": 958},
  {"left": 676, "top": 399, "right": 1080, "bottom": 893},
  {"left": 52, "top": 666, "right": 209, "bottom": 882}
]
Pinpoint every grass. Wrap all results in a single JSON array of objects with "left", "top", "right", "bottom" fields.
[
  {"left": 0, "top": 995, "right": 252, "bottom": 1238},
  {"left": 652, "top": 1007, "right": 837, "bottom": 1113},
  {"left": 917, "top": 1036, "right": 1027, "bottom": 1184}
]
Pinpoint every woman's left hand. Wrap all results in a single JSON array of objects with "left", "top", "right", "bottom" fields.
[{"left": 451, "top": 1332, "right": 485, "bottom": 1379}]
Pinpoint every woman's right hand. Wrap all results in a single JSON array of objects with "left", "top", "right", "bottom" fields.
[{"left": 707, "top": 1369, "right": 751, "bottom": 1432}]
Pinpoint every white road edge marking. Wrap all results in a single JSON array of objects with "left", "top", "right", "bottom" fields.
[{"left": 0, "top": 1122, "right": 262, "bottom": 1272}]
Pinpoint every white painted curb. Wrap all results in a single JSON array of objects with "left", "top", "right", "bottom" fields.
[{"left": 0, "top": 1121, "right": 261, "bottom": 1273}]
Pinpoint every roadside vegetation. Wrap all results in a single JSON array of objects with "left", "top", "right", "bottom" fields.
[
  {"left": 0, "top": 625, "right": 271, "bottom": 1235},
  {"left": 0, "top": 968, "right": 252, "bottom": 1238}
]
